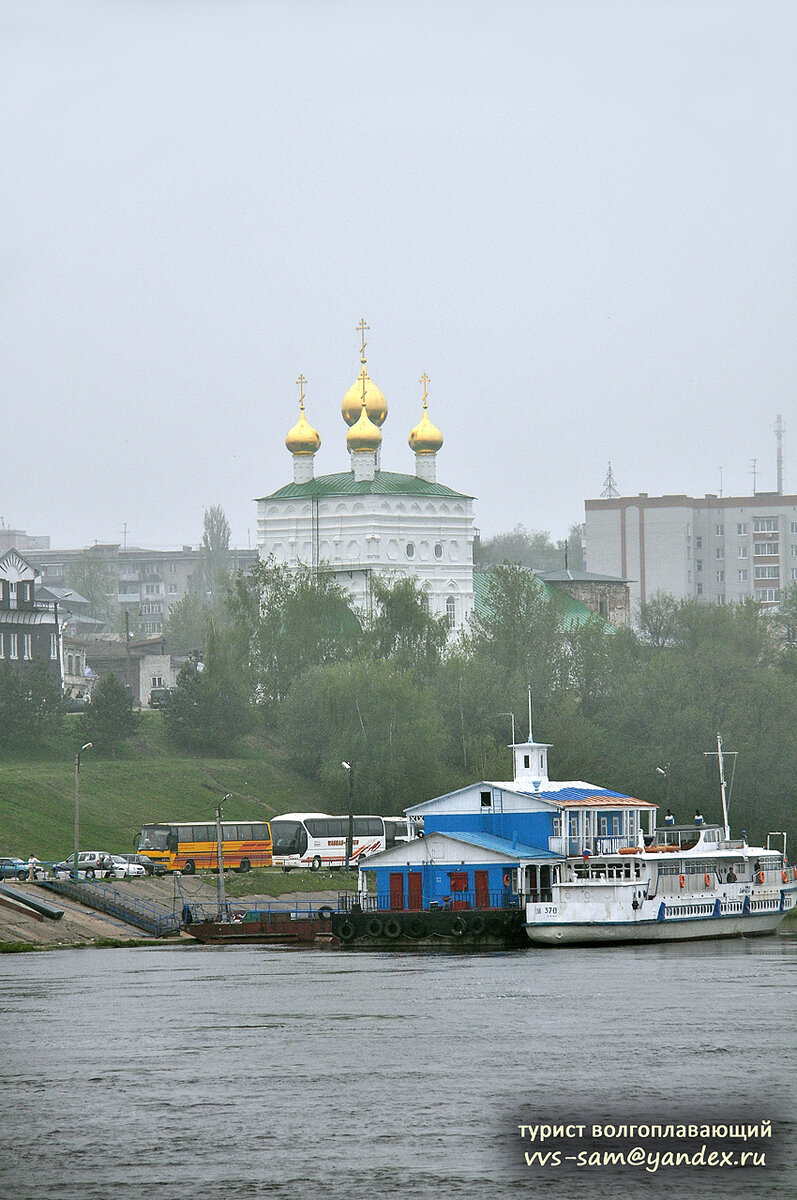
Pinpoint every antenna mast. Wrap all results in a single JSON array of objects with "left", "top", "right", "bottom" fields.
[
  {"left": 601, "top": 462, "right": 620, "bottom": 498},
  {"left": 775, "top": 414, "right": 785, "bottom": 494}
]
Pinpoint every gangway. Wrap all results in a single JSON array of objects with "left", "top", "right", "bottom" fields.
[{"left": 40, "top": 879, "right": 181, "bottom": 937}]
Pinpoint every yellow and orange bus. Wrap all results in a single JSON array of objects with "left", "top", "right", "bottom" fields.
[{"left": 136, "top": 821, "right": 272, "bottom": 874}]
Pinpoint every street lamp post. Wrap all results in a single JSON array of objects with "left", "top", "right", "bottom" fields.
[
  {"left": 341, "top": 762, "right": 354, "bottom": 870},
  {"left": 73, "top": 742, "right": 93, "bottom": 881}
]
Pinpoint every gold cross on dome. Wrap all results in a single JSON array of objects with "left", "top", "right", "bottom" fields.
[
  {"left": 356, "top": 318, "right": 369, "bottom": 362},
  {"left": 360, "top": 366, "right": 368, "bottom": 406},
  {"left": 296, "top": 373, "right": 307, "bottom": 409},
  {"left": 419, "top": 372, "right": 430, "bottom": 407}
]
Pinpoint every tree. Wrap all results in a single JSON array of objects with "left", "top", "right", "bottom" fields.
[
  {"left": 163, "top": 625, "right": 249, "bottom": 753},
  {"left": 164, "top": 592, "right": 214, "bottom": 656},
  {"left": 200, "top": 505, "right": 231, "bottom": 600},
  {"left": 0, "top": 663, "right": 36, "bottom": 747},
  {"left": 469, "top": 563, "right": 565, "bottom": 699},
  {"left": 278, "top": 658, "right": 445, "bottom": 812},
  {"left": 367, "top": 576, "right": 449, "bottom": 677},
  {"left": 0, "top": 662, "right": 62, "bottom": 749},
  {"left": 65, "top": 553, "right": 114, "bottom": 624},
  {"left": 226, "top": 558, "right": 359, "bottom": 717},
  {"left": 83, "top": 671, "right": 136, "bottom": 756}
]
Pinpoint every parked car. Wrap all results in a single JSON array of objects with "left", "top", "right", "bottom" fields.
[
  {"left": 53, "top": 851, "right": 115, "bottom": 879},
  {"left": 110, "top": 855, "right": 147, "bottom": 879},
  {"left": 0, "top": 856, "right": 28, "bottom": 881},
  {"left": 149, "top": 687, "right": 171, "bottom": 709},
  {"left": 113, "top": 853, "right": 166, "bottom": 877}
]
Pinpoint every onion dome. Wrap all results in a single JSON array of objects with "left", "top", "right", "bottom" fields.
[
  {"left": 342, "top": 369, "right": 387, "bottom": 427},
  {"left": 346, "top": 398, "right": 383, "bottom": 452},
  {"left": 409, "top": 379, "right": 443, "bottom": 453},
  {"left": 285, "top": 390, "right": 321, "bottom": 456}
]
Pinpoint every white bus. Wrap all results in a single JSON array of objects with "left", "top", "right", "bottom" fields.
[{"left": 270, "top": 812, "right": 409, "bottom": 871}]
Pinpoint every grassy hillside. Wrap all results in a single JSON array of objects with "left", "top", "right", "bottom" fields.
[{"left": 0, "top": 713, "right": 329, "bottom": 860}]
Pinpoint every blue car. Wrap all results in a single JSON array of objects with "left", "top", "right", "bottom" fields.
[{"left": 0, "top": 857, "right": 29, "bottom": 881}]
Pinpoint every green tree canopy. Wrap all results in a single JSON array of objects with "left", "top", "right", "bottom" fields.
[
  {"left": 65, "top": 553, "right": 114, "bottom": 625},
  {"left": 474, "top": 523, "right": 584, "bottom": 571},
  {"left": 226, "top": 559, "right": 359, "bottom": 718},
  {"left": 199, "top": 504, "right": 231, "bottom": 601},
  {"left": 163, "top": 626, "right": 249, "bottom": 753},
  {"left": 278, "top": 658, "right": 445, "bottom": 812},
  {"left": 83, "top": 671, "right": 137, "bottom": 756},
  {"left": 366, "top": 576, "right": 449, "bottom": 677}
]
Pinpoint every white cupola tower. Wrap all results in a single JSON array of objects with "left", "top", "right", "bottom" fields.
[{"left": 512, "top": 739, "right": 551, "bottom": 789}]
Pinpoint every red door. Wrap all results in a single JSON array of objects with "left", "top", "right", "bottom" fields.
[
  {"left": 407, "top": 871, "right": 423, "bottom": 911},
  {"left": 474, "top": 869, "right": 490, "bottom": 909},
  {"left": 448, "top": 871, "right": 470, "bottom": 909},
  {"left": 389, "top": 872, "right": 405, "bottom": 911}
]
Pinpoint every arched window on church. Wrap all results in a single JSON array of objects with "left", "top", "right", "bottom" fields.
[
  {"left": 446, "top": 596, "right": 456, "bottom": 627},
  {"left": 406, "top": 542, "right": 415, "bottom": 559}
]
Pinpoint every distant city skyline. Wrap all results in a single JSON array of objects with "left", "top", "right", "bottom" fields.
[{"left": 3, "top": 1, "right": 795, "bottom": 550}]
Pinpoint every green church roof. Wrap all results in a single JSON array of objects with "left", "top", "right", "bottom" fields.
[
  {"left": 256, "top": 470, "right": 472, "bottom": 502},
  {"left": 472, "top": 570, "right": 614, "bottom": 632}
]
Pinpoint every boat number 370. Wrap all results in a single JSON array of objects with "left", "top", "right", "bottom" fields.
[{"left": 537, "top": 906, "right": 557, "bottom": 915}]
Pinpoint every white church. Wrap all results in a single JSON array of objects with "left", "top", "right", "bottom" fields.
[{"left": 255, "top": 324, "right": 475, "bottom": 628}]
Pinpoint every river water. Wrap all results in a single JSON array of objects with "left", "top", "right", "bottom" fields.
[{"left": 2, "top": 934, "right": 796, "bottom": 1200}]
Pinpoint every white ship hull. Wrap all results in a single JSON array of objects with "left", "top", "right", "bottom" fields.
[{"left": 525, "top": 886, "right": 797, "bottom": 946}]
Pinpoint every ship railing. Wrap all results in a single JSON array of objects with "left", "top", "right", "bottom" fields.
[
  {"left": 181, "top": 898, "right": 339, "bottom": 925},
  {"left": 338, "top": 890, "right": 519, "bottom": 914},
  {"left": 549, "top": 835, "right": 639, "bottom": 856}
]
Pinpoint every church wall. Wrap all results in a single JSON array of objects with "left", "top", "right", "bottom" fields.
[{"left": 257, "top": 491, "right": 475, "bottom": 627}]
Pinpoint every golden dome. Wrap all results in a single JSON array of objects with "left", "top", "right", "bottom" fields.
[
  {"left": 285, "top": 393, "right": 321, "bottom": 456},
  {"left": 342, "top": 368, "right": 387, "bottom": 427},
  {"left": 409, "top": 377, "right": 443, "bottom": 453},
  {"left": 346, "top": 398, "right": 383, "bottom": 452}
]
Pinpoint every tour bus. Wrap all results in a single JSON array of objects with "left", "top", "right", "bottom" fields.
[
  {"left": 270, "top": 812, "right": 409, "bottom": 871},
  {"left": 136, "top": 821, "right": 272, "bottom": 874}
]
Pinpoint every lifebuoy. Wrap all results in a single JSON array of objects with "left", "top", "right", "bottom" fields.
[
  {"left": 407, "top": 916, "right": 426, "bottom": 939},
  {"left": 679, "top": 874, "right": 686, "bottom": 889},
  {"left": 503, "top": 872, "right": 512, "bottom": 888},
  {"left": 471, "top": 915, "right": 487, "bottom": 937},
  {"left": 384, "top": 918, "right": 402, "bottom": 939},
  {"left": 366, "top": 917, "right": 384, "bottom": 938},
  {"left": 757, "top": 871, "right": 765, "bottom": 885},
  {"left": 793, "top": 867, "right": 797, "bottom": 881},
  {"left": 451, "top": 916, "right": 467, "bottom": 937},
  {"left": 704, "top": 873, "right": 711, "bottom": 886},
  {"left": 317, "top": 905, "right": 334, "bottom": 920},
  {"left": 338, "top": 920, "right": 355, "bottom": 941},
  {"left": 783, "top": 870, "right": 789, "bottom": 884}
]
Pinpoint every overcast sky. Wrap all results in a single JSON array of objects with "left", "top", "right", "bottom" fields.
[{"left": 2, "top": 0, "right": 795, "bottom": 551}]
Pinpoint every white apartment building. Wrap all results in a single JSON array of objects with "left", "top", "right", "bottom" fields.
[{"left": 585, "top": 492, "right": 797, "bottom": 611}]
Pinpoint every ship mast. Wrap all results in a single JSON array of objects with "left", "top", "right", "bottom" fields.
[
  {"left": 704, "top": 733, "right": 732, "bottom": 840},
  {"left": 216, "top": 793, "right": 232, "bottom": 920}
]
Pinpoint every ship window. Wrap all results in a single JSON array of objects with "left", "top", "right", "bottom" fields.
[
  {"left": 524, "top": 755, "right": 530, "bottom": 768},
  {"left": 480, "top": 791, "right": 492, "bottom": 808}
]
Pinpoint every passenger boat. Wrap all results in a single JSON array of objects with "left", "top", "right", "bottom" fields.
[{"left": 524, "top": 737, "right": 797, "bottom": 946}]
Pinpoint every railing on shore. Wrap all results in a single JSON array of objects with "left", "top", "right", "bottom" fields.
[{"left": 41, "top": 878, "right": 181, "bottom": 937}]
